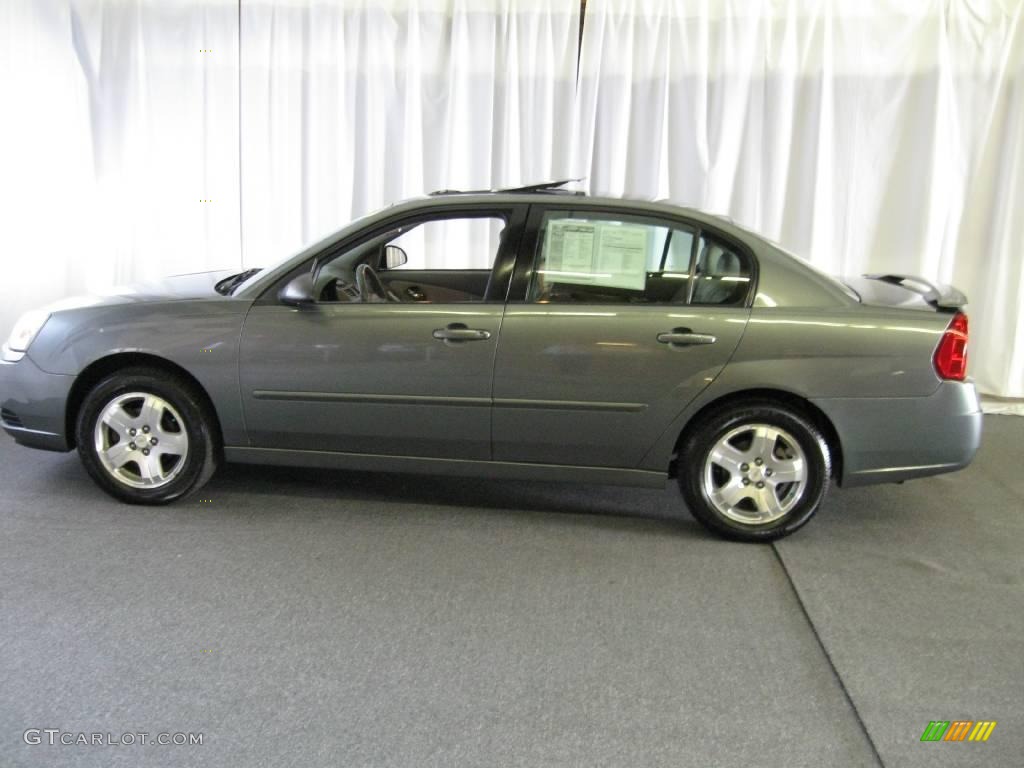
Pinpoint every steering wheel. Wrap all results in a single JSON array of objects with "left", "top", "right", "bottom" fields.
[{"left": 355, "top": 263, "right": 390, "bottom": 303}]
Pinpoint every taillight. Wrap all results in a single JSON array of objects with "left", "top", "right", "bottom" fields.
[{"left": 933, "top": 312, "right": 968, "bottom": 380}]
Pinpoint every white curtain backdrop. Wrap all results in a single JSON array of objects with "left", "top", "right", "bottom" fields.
[
  {"left": 0, "top": 0, "right": 1021, "bottom": 400},
  {"left": 0, "top": 0, "right": 240, "bottom": 317},
  {"left": 239, "top": 0, "right": 579, "bottom": 266},
  {"left": 574, "top": 0, "right": 1024, "bottom": 400},
  {"left": 0, "top": 0, "right": 578, "bottom": 334}
]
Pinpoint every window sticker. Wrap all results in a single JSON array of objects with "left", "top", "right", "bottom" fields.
[{"left": 541, "top": 218, "right": 649, "bottom": 291}]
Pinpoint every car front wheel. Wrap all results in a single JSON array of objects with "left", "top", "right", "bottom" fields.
[
  {"left": 75, "top": 367, "right": 219, "bottom": 504},
  {"left": 678, "top": 402, "right": 831, "bottom": 542}
]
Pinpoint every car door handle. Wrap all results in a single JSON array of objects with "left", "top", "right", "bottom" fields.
[
  {"left": 432, "top": 324, "right": 492, "bottom": 342},
  {"left": 656, "top": 328, "right": 717, "bottom": 346}
]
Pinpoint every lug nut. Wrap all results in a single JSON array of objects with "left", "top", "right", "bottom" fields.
[
  {"left": 142, "top": 448, "right": 150, "bottom": 456},
  {"left": 129, "top": 428, "right": 137, "bottom": 436},
  {"left": 742, "top": 478, "right": 751, "bottom": 486},
  {"left": 765, "top": 469, "right": 773, "bottom": 477},
  {"left": 151, "top": 437, "right": 158, "bottom": 445},
  {"left": 129, "top": 442, "right": 137, "bottom": 450},
  {"left": 754, "top": 458, "right": 763, "bottom": 466},
  {"left": 756, "top": 481, "right": 765, "bottom": 489},
  {"left": 740, "top": 463, "right": 749, "bottom": 471},
  {"left": 142, "top": 425, "right": 150, "bottom": 434}
]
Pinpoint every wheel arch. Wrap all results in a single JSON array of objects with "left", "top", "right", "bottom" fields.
[
  {"left": 65, "top": 352, "right": 224, "bottom": 451},
  {"left": 670, "top": 388, "right": 843, "bottom": 481}
]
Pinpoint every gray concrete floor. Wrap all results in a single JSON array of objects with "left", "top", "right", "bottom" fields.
[{"left": 1, "top": 416, "right": 1021, "bottom": 767}]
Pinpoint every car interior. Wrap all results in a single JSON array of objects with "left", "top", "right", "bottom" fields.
[
  {"left": 313, "top": 217, "right": 508, "bottom": 304},
  {"left": 309, "top": 214, "right": 749, "bottom": 307},
  {"left": 533, "top": 235, "right": 751, "bottom": 306}
]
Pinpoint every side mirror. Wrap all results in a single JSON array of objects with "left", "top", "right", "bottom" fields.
[
  {"left": 383, "top": 245, "right": 408, "bottom": 270},
  {"left": 279, "top": 272, "right": 315, "bottom": 306}
]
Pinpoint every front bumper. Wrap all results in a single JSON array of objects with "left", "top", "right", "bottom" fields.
[
  {"left": 812, "top": 380, "right": 983, "bottom": 487},
  {"left": 0, "top": 355, "right": 75, "bottom": 452}
]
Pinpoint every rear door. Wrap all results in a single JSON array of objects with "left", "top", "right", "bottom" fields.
[{"left": 491, "top": 206, "right": 752, "bottom": 468}]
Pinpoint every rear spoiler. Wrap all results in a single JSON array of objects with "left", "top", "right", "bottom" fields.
[{"left": 862, "top": 274, "right": 967, "bottom": 312}]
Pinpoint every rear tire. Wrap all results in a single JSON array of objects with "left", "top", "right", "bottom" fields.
[
  {"left": 75, "top": 367, "right": 219, "bottom": 504},
  {"left": 678, "top": 401, "right": 831, "bottom": 542}
]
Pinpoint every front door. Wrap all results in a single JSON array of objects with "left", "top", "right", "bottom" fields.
[
  {"left": 238, "top": 209, "right": 521, "bottom": 459},
  {"left": 492, "top": 207, "right": 752, "bottom": 468}
]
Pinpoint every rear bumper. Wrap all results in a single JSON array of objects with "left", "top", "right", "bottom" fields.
[
  {"left": 0, "top": 355, "right": 74, "bottom": 452},
  {"left": 812, "top": 380, "right": 982, "bottom": 487}
]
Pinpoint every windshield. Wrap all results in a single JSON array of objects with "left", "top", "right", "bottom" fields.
[{"left": 228, "top": 208, "right": 394, "bottom": 297}]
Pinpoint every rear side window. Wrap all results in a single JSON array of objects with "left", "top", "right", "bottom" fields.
[
  {"left": 689, "top": 233, "right": 752, "bottom": 305},
  {"left": 527, "top": 211, "right": 750, "bottom": 306}
]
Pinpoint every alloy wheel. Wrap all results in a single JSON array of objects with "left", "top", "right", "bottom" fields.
[
  {"left": 93, "top": 391, "right": 190, "bottom": 489},
  {"left": 702, "top": 423, "right": 807, "bottom": 525}
]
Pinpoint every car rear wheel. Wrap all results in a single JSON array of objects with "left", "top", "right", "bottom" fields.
[
  {"left": 75, "top": 368, "right": 219, "bottom": 504},
  {"left": 678, "top": 402, "right": 831, "bottom": 542}
]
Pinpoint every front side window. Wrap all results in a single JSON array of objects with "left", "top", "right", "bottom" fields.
[
  {"left": 314, "top": 214, "right": 508, "bottom": 304},
  {"left": 528, "top": 211, "right": 750, "bottom": 306},
  {"left": 387, "top": 216, "right": 506, "bottom": 271}
]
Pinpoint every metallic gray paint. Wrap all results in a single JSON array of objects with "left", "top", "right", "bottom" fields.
[
  {"left": 223, "top": 446, "right": 669, "bottom": 489},
  {"left": 491, "top": 304, "right": 749, "bottom": 467},
  {"left": 0, "top": 355, "right": 75, "bottom": 450},
  {"left": 812, "top": 380, "right": 981, "bottom": 485},
  {"left": 28, "top": 299, "right": 251, "bottom": 446},
  {"left": 0, "top": 192, "right": 982, "bottom": 492},
  {"left": 238, "top": 303, "right": 503, "bottom": 458}
]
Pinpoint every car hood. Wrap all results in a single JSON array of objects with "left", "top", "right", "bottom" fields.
[{"left": 41, "top": 270, "right": 239, "bottom": 313}]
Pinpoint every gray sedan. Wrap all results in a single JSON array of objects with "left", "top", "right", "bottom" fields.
[{"left": 0, "top": 184, "right": 982, "bottom": 541}]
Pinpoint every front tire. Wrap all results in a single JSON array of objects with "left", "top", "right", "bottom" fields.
[
  {"left": 678, "top": 401, "right": 831, "bottom": 542},
  {"left": 75, "top": 367, "right": 219, "bottom": 504}
]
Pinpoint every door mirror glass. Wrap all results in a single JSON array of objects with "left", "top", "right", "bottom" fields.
[
  {"left": 383, "top": 245, "right": 408, "bottom": 270},
  {"left": 279, "top": 272, "right": 315, "bottom": 306}
]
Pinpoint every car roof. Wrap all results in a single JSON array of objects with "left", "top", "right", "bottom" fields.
[{"left": 391, "top": 190, "right": 757, "bottom": 243}]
